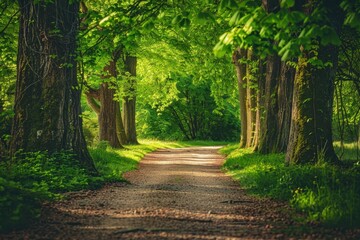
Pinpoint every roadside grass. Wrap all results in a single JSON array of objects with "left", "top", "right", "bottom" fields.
[
  {"left": 221, "top": 143, "right": 360, "bottom": 228},
  {"left": 0, "top": 139, "right": 226, "bottom": 232}
]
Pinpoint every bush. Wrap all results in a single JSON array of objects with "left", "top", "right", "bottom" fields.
[
  {"left": 0, "top": 177, "right": 42, "bottom": 232},
  {"left": 0, "top": 151, "right": 103, "bottom": 232}
]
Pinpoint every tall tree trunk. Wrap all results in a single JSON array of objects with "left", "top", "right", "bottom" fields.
[
  {"left": 11, "top": 0, "right": 95, "bottom": 171},
  {"left": 254, "top": 59, "right": 266, "bottom": 151},
  {"left": 286, "top": 47, "right": 339, "bottom": 164},
  {"left": 116, "top": 102, "right": 127, "bottom": 145},
  {"left": 85, "top": 59, "right": 123, "bottom": 148},
  {"left": 122, "top": 55, "right": 138, "bottom": 144},
  {"left": 232, "top": 48, "right": 248, "bottom": 148},
  {"left": 99, "top": 81, "right": 122, "bottom": 148},
  {"left": 258, "top": 55, "right": 281, "bottom": 153},
  {"left": 245, "top": 49, "right": 257, "bottom": 148},
  {"left": 258, "top": 0, "right": 294, "bottom": 154},
  {"left": 276, "top": 62, "right": 295, "bottom": 152},
  {"left": 286, "top": 1, "right": 342, "bottom": 165}
]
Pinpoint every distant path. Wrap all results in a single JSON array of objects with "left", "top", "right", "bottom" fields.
[{"left": 2, "top": 147, "right": 358, "bottom": 239}]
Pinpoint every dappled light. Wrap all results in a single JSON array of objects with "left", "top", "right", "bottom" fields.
[{"left": 1, "top": 0, "right": 360, "bottom": 238}]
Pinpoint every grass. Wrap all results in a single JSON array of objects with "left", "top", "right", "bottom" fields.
[
  {"left": 0, "top": 139, "right": 226, "bottom": 232},
  {"left": 333, "top": 141, "right": 360, "bottom": 161},
  {"left": 220, "top": 143, "right": 360, "bottom": 228}
]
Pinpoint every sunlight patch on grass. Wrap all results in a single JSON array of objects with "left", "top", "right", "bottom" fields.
[{"left": 221, "top": 144, "right": 360, "bottom": 228}]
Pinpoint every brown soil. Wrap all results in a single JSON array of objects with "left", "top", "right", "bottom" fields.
[{"left": 1, "top": 146, "right": 359, "bottom": 239}]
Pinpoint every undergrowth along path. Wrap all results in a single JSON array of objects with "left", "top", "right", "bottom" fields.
[{"left": 1, "top": 146, "right": 358, "bottom": 239}]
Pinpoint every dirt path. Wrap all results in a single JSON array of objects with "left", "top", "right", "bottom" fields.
[{"left": 2, "top": 146, "right": 359, "bottom": 239}]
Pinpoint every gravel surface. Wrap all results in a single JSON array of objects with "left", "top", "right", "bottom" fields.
[{"left": 1, "top": 146, "right": 359, "bottom": 239}]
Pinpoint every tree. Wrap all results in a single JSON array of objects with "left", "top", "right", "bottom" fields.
[
  {"left": 85, "top": 52, "right": 124, "bottom": 148},
  {"left": 258, "top": 0, "right": 295, "bottom": 154},
  {"left": 232, "top": 48, "right": 248, "bottom": 147},
  {"left": 11, "top": 0, "right": 96, "bottom": 171},
  {"left": 122, "top": 55, "right": 138, "bottom": 144},
  {"left": 79, "top": 0, "right": 165, "bottom": 146},
  {"left": 286, "top": 1, "right": 343, "bottom": 164},
  {"left": 215, "top": 0, "right": 355, "bottom": 164}
]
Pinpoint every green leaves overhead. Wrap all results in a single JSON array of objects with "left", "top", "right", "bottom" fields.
[
  {"left": 214, "top": 1, "right": 352, "bottom": 61},
  {"left": 341, "top": 0, "right": 360, "bottom": 31}
]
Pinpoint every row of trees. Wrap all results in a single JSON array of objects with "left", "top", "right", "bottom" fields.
[
  {"left": 216, "top": 0, "right": 360, "bottom": 164},
  {"left": 0, "top": 0, "right": 359, "bottom": 169}
]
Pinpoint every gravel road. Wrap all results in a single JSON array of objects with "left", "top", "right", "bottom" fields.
[{"left": 1, "top": 146, "right": 359, "bottom": 239}]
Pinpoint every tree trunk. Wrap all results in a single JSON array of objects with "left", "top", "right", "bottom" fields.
[
  {"left": 85, "top": 60, "right": 123, "bottom": 148},
  {"left": 258, "top": 55, "right": 281, "bottom": 153},
  {"left": 232, "top": 48, "right": 248, "bottom": 148},
  {"left": 286, "top": 1, "right": 342, "bottom": 165},
  {"left": 254, "top": 59, "right": 266, "bottom": 151},
  {"left": 116, "top": 102, "right": 127, "bottom": 145},
  {"left": 245, "top": 49, "right": 257, "bottom": 148},
  {"left": 276, "top": 62, "right": 295, "bottom": 152},
  {"left": 286, "top": 46, "right": 339, "bottom": 164},
  {"left": 11, "top": 0, "right": 95, "bottom": 172},
  {"left": 99, "top": 82, "right": 122, "bottom": 148},
  {"left": 122, "top": 55, "right": 138, "bottom": 144},
  {"left": 258, "top": 0, "right": 294, "bottom": 154}
]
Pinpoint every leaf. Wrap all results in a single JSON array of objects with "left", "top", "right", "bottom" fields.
[
  {"left": 320, "top": 26, "right": 341, "bottom": 46},
  {"left": 171, "top": 15, "right": 183, "bottom": 25},
  {"left": 196, "top": 11, "right": 214, "bottom": 24},
  {"left": 229, "top": 11, "right": 241, "bottom": 26},
  {"left": 179, "top": 18, "right": 191, "bottom": 28},
  {"left": 280, "top": 0, "right": 295, "bottom": 8}
]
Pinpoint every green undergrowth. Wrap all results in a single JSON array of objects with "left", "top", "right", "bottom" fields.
[
  {"left": 221, "top": 144, "right": 360, "bottom": 228},
  {"left": 0, "top": 139, "right": 226, "bottom": 232}
]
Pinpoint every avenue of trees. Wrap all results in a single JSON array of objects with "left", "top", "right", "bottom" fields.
[{"left": 0, "top": 0, "right": 360, "bottom": 169}]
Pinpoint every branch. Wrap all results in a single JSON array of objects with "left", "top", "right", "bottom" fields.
[
  {"left": 85, "top": 94, "right": 100, "bottom": 115},
  {"left": 0, "top": 9, "right": 19, "bottom": 35}
]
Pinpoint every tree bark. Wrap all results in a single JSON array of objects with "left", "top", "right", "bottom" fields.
[
  {"left": 116, "top": 102, "right": 127, "bottom": 145},
  {"left": 258, "top": 0, "right": 294, "bottom": 154},
  {"left": 11, "top": 0, "right": 95, "bottom": 172},
  {"left": 258, "top": 55, "right": 281, "bottom": 153},
  {"left": 286, "top": 1, "right": 342, "bottom": 165},
  {"left": 85, "top": 59, "right": 124, "bottom": 148},
  {"left": 99, "top": 82, "right": 122, "bottom": 148},
  {"left": 122, "top": 55, "right": 138, "bottom": 144},
  {"left": 245, "top": 49, "right": 257, "bottom": 148},
  {"left": 286, "top": 47, "right": 339, "bottom": 164},
  {"left": 232, "top": 48, "right": 248, "bottom": 148},
  {"left": 276, "top": 62, "right": 295, "bottom": 152},
  {"left": 254, "top": 59, "right": 266, "bottom": 151}
]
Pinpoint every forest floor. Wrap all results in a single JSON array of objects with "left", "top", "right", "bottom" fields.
[{"left": 1, "top": 146, "right": 359, "bottom": 239}]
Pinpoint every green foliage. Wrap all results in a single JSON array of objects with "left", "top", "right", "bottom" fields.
[
  {"left": 0, "top": 151, "right": 103, "bottom": 232},
  {"left": 214, "top": 1, "right": 350, "bottom": 62},
  {"left": 0, "top": 1, "right": 17, "bottom": 155},
  {"left": 222, "top": 144, "right": 360, "bottom": 227},
  {"left": 0, "top": 177, "right": 42, "bottom": 232},
  {"left": 136, "top": 2, "right": 239, "bottom": 141},
  {"left": 137, "top": 74, "right": 239, "bottom": 141}
]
